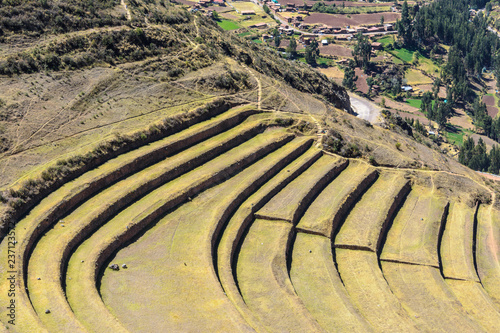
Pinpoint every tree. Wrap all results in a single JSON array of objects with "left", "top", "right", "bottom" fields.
[
  {"left": 380, "top": 15, "right": 384, "bottom": 25},
  {"left": 272, "top": 28, "right": 280, "bottom": 47},
  {"left": 286, "top": 37, "right": 297, "bottom": 59},
  {"left": 396, "top": 0, "right": 412, "bottom": 46},
  {"left": 352, "top": 32, "right": 372, "bottom": 71},
  {"left": 342, "top": 67, "right": 358, "bottom": 91},
  {"left": 212, "top": 10, "right": 220, "bottom": 20},
  {"left": 305, "top": 40, "right": 319, "bottom": 66},
  {"left": 263, "top": 4, "right": 270, "bottom": 14},
  {"left": 367, "top": 76, "right": 374, "bottom": 95}
]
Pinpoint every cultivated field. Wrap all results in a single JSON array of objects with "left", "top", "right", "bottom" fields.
[
  {"left": 0, "top": 98, "right": 498, "bottom": 332},
  {"left": 304, "top": 12, "right": 401, "bottom": 27}
]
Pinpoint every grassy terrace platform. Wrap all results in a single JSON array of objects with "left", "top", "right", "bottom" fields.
[
  {"left": 29, "top": 125, "right": 291, "bottom": 332},
  {"left": 336, "top": 249, "right": 420, "bottom": 332},
  {"left": 255, "top": 154, "right": 346, "bottom": 223},
  {"left": 335, "top": 172, "right": 410, "bottom": 252},
  {"left": 97, "top": 134, "right": 313, "bottom": 332},
  {"left": 440, "top": 201, "right": 480, "bottom": 282},
  {"left": 446, "top": 279, "right": 500, "bottom": 332},
  {"left": 217, "top": 143, "right": 320, "bottom": 331},
  {"left": 476, "top": 206, "right": 500, "bottom": 308},
  {"left": 380, "top": 187, "right": 449, "bottom": 267},
  {"left": 296, "top": 161, "right": 377, "bottom": 237},
  {"left": 381, "top": 262, "right": 483, "bottom": 332},
  {"left": 237, "top": 219, "right": 323, "bottom": 332},
  {"left": 0, "top": 106, "right": 259, "bottom": 332},
  {"left": 290, "top": 233, "right": 371, "bottom": 332}
]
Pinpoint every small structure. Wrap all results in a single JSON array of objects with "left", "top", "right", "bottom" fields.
[
  {"left": 241, "top": 10, "right": 256, "bottom": 15},
  {"left": 385, "top": 24, "right": 394, "bottom": 31},
  {"left": 371, "top": 42, "right": 382, "bottom": 50},
  {"left": 249, "top": 22, "right": 268, "bottom": 29},
  {"left": 401, "top": 85, "right": 413, "bottom": 92},
  {"left": 321, "top": 39, "right": 329, "bottom": 46}
]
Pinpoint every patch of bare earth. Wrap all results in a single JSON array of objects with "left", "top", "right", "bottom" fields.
[{"left": 304, "top": 12, "right": 400, "bottom": 27}]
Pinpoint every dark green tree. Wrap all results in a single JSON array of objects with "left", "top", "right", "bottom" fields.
[
  {"left": 352, "top": 32, "right": 372, "bottom": 71},
  {"left": 286, "top": 37, "right": 297, "bottom": 59},
  {"left": 396, "top": 0, "right": 413, "bottom": 46},
  {"left": 342, "top": 67, "right": 357, "bottom": 91},
  {"left": 305, "top": 40, "right": 319, "bottom": 66}
]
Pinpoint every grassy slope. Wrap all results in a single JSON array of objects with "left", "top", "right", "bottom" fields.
[
  {"left": 296, "top": 160, "right": 376, "bottom": 237},
  {"left": 381, "top": 186, "right": 449, "bottom": 267},
  {"left": 290, "top": 233, "right": 371, "bottom": 332},
  {"left": 255, "top": 154, "right": 344, "bottom": 223},
  {"left": 476, "top": 206, "right": 500, "bottom": 308},
  {"left": 336, "top": 249, "right": 420, "bottom": 332},
  {"left": 440, "top": 201, "right": 480, "bottom": 282},
  {"left": 335, "top": 171, "right": 410, "bottom": 251},
  {"left": 236, "top": 219, "right": 322, "bottom": 332},
  {"left": 97, "top": 130, "right": 306, "bottom": 332},
  {"left": 381, "top": 262, "right": 484, "bottom": 332}
]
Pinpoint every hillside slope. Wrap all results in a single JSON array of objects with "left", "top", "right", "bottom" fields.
[{"left": 0, "top": 1, "right": 499, "bottom": 332}]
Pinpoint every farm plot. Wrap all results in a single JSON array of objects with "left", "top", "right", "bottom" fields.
[
  {"left": 483, "top": 94, "right": 499, "bottom": 118},
  {"left": 304, "top": 12, "right": 400, "bottom": 27}
]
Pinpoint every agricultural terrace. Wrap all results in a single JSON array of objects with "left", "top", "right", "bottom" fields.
[{"left": 0, "top": 98, "right": 499, "bottom": 332}]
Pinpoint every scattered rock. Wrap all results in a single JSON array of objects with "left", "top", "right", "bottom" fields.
[
  {"left": 109, "top": 264, "right": 119, "bottom": 271},
  {"left": 45, "top": 309, "right": 50, "bottom": 314},
  {"left": 309, "top": 250, "right": 312, "bottom": 253},
  {"left": 37, "top": 277, "right": 41, "bottom": 280},
  {"left": 81, "top": 260, "right": 84, "bottom": 263},
  {"left": 121, "top": 264, "right": 127, "bottom": 269}
]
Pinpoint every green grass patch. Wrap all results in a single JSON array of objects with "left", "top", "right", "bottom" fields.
[
  {"left": 238, "top": 31, "right": 252, "bottom": 37},
  {"left": 252, "top": 38, "right": 262, "bottom": 44},
  {"left": 390, "top": 48, "right": 415, "bottom": 63},
  {"left": 377, "top": 36, "right": 394, "bottom": 46},
  {"left": 444, "top": 124, "right": 465, "bottom": 146},
  {"left": 217, "top": 20, "right": 239, "bottom": 31},
  {"left": 406, "top": 99, "right": 422, "bottom": 109}
]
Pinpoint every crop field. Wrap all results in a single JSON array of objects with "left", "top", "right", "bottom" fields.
[
  {"left": 217, "top": 19, "right": 240, "bottom": 31},
  {"left": 304, "top": 12, "right": 401, "bottom": 27},
  {"left": 0, "top": 96, "right": 498, "bottom": 332},
  {"left": 405, "top": 69, "right": 434, "bottom": 85}
]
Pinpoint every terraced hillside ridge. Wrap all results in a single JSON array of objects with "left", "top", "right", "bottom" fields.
[{"left": 0, "top": 101, "right": 499, "bottom": 333}]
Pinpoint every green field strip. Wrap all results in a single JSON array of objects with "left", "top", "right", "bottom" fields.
[
  {"left": 446, "top": 279, "right": 500, "bottom": 332},
  {"left": 0, "top": 106, "right": 258, "bottom": 332},
  {"left": 236, "top": 219, "right": 323, "bottom": 332},
  {"left": 440, "top": 201, "right": 480, "bottom": 282},
  {"left": 380, "top": 187, "right": 449, "bottom": 267},
  {"left": 255, "top": 154, "right": 347, "bottom": 223},
  {"left": 335, "top": 249, "right": 419, "bottom": 332},
  {"left": 23, "top": 117, "right": 270, "bottom": 332},
  {"left": 476, "top": 206, "right": 500, "bottom": 308},
  {"left": 382, "top": 261, "right": 484, "bottom": 332},
  {"left": 335, "top": 172, "right": 411, "bottom": 252},
  {"left": 65, "top": 129, "right": 296, "bottom": 332},
  {"left": 216, "top": 144, "right": 322, "bottom": 331},
  {"left": 296, "top": 161, "right": 377, "bottom": 238},
  {"left": 290, "top": 233, "right": 372, "bottom": 332}
]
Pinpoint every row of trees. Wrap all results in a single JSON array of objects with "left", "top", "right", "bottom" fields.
[
  {"left": 398, "top": 0, "right": 499, "bottom": 80},
  {"left": 459, "top": 137, "right": 500, "bottom": 174}
]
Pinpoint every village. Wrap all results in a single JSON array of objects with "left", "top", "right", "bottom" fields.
[{"left": 179, "top": 0, "right": 500, "bottom": 155}]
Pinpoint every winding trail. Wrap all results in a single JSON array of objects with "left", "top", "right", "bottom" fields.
[{"left": 121, "top": 0, "right": 131, "bottom": 21}]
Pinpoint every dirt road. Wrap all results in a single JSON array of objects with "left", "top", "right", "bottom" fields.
[{"left": 349, "top": 93, "right": 381, "bottom": 123}]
